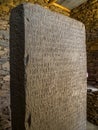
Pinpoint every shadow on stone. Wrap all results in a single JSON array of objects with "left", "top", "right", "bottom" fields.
[{"left": 10, "top": 4, "right": 26, "bottom": 130}]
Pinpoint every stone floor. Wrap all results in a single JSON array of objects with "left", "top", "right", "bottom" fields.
[
  {"left": 87, "top": 121, "right": 98, "bottom": 130},
  {"left": 87, "top": 85, "right": 98, "bottom": 129}
]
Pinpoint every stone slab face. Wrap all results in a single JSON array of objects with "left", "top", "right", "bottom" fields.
[{"left": 10, "top": 3, "right": 87, "bottom": 130}]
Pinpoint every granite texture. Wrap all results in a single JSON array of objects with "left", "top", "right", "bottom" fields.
[{"left": 10, "top": 3, "right": 87, "bottom": 130}]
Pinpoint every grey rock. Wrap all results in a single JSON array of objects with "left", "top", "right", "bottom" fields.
[
  {"left": 3, "top": 75, "right": 10, "bottom": 82},
  {"left": 10, "top": 4, "right": 86, "bottom": 130},
  {"left": 0, "top": 70, "right": 9, "bottom": 76},
  {"left": 2, "top": 62, "right": 9, "bottom": 71}
]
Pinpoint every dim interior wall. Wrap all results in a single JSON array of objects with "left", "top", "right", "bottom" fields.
[
  {"left": 71, "top": 0, "right": 98, "bottom": 125},
  {"left": 10, "top": 3, "right": 87, "bottom": 130},
  {"left": 0, "top": 4, "right": 11, "bottom": 130},
  {"left": 71, "top": 0, "right": 98, "bottom": 86}
]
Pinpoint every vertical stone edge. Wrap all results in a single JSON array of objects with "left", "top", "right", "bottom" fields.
[{"left": 10, "top": 4, "right": 26, "bottom": 130}]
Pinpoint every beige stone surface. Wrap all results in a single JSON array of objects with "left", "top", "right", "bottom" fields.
[
  {"left": 0, "top": 50, "right": 5, "bottom": 56},
  {"left": 3, "top": 75, "right": 10, "bottom": 81},
  {"left": 2, "top": 62, "right": 9, "bottom": 71}
]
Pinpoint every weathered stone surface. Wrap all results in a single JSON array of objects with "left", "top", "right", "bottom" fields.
[
  {"left": 3, "top": 75, "right": 10, "bottom": 82},
  {"left": 10, "top": 3, "right": 87, "bottom": 130},
  {"left": 0, "top": 11, "right": 10, "bottom": 130},
  {"left": 2, "top": 62, "right": 9, "bottom": 71},
  {"left": 0, "top": 50, "right": 5, "bottom": 56}
]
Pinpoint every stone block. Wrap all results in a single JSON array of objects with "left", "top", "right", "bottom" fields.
[{"left": 10, "top": 3, "right": 87, "bottom": 130}]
